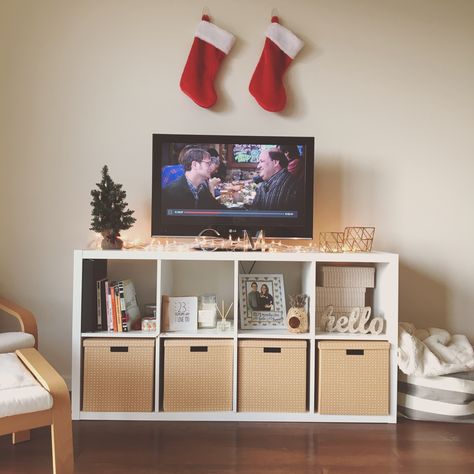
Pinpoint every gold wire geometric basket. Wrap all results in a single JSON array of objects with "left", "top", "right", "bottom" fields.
[
  {"left": 319, "top": 227, "right": 375, "bottom": 253},
  {"left": 319, "top": 232, "right": 345, "bottom": 252},
  {"left": 343, "top": 227, "right": 375, "bottom": 252}
]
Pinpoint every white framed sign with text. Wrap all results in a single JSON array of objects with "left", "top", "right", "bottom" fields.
[{"left": 162, "top": 295, "right": 198, "bottom": 331}]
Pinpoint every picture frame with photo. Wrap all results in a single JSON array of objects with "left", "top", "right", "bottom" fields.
[{"left": 239, "top": 274, "right": 286, "bottom": 329}]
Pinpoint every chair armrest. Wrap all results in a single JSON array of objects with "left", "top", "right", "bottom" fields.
[
  {"left": 16, "top": 348, "right": 74, "bottom": 473},
  {"left": 0, "top": 298, "right": 38, "bottom": 348},
  {"left": 15, "top": 348, "right": 69, "bottom": 401}
]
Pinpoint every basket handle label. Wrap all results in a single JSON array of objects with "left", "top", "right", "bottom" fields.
[
  {"left": 264, "top": 347, "right": 281, "bottom": 353},
  {"left": 110, "top": 346, "right": 128, "bottom": 352},
  {"left": 190, "top": 346, "right": 208, "bottom": 352},
  {"left": 346, "top": 349, "right": 364, "bottom": 355}
]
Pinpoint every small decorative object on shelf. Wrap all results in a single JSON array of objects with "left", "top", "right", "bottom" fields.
[
  {"left": 216, "top": 300, "right": 233, "bottom": 331},
  {"left": 141, "top": 317, "right": 156, "bottom": 332},
  {"left": 241, "top": 230, "right": 254, "bottom": 251},
  {"left": 320, "top": 305, "right": 384, "bottom": 335},
  {"left": 319, "top": 232, "right": 345, "bottom": 253},
  {"left": 197, "top": 228, "right": 224, "bottom": 251},
  {"left": 90, "top": 165, "right": 136, "bottom": 250},
  {"left": 286, "top": 294, "right": 309, "bottom": 333},
  {"left": 198, "top": 295, "right": 217, "bottom": 328},
  {"left": 343, "top": 227, "right": 375, "bottom": 252},
  {"left": 319, "top": 305, "right": 334, "bottom": 331},
  {"left": 254, "top": 230, "right": 267, "bottom": 251},
  {"left": 142, "top": 304, "right": 157, "bottom": 331},
  {"left": 144, "top": 304, "right": 157, "bottom": 318},
  {"left": 196, "top": 228, "right": 272, "bottom": 252},
  {"left": 162, "top": 295, "right": 198, "bottom": 332},
  {"left": 319, "top": 227, "right": 375, "bottom": 253}
]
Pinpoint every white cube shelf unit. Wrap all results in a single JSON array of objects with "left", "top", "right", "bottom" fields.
[{"left": 72, "top": 249, "right": 398, "bottom": 423}]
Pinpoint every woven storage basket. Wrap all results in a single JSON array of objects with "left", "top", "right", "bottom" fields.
[
  {"left": 82, "top": 338, "right": 155, "bottom": 412},
  {"left": 163, "top": 339, "right": 233, "bottom": 412},
  {"left": 318, "top": 340, "right": 390, "bottom": 415},
  {"left": 321, "top": 266, "right": 375, "bottom": 288},
  {"left": 238, "top": 339, "right": 307, "bottom": 412}
]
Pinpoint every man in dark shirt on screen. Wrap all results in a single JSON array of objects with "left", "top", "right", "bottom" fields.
[
  {"left": 250, "top": 149, "right": 300, "bottom": 211},
  {"left": 163, "top": 145, "right": 224, "bottom": 210}
]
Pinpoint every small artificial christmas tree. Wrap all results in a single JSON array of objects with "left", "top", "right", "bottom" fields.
[{"left": 90, "top": 165, "right": 136, "bottom": 249}]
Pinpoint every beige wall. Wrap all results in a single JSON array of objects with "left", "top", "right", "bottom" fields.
[{"left": 1, "top": 0, "right": 473, "bottom": 381}]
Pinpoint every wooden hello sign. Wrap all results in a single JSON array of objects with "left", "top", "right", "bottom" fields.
[{"left": 320, "top": 305, "right": 384, "bottom": 335}]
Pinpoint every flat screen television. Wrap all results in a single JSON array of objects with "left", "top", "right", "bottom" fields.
[{"left": 152, "top": 134, "right": 314, "bottom": 238}]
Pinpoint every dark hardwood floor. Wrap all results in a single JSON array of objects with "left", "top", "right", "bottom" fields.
[{"left": 1, "top": 419, "right": 473, "bottom": 473}]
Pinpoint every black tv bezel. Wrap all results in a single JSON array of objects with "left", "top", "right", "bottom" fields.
[{"left": 151, "top": 133, "right": 314, "bottom": 239}]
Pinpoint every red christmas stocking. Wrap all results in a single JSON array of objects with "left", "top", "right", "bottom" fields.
[
  {"left": 180, "top": 15, "right": 235, "bottom": 108},
  {"left": 249, "top": 16, "right": 304, "bottom": 112}
]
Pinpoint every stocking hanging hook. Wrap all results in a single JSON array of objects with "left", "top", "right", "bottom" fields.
[{"left": 202, "top": 6, "right": 210, "bottom": 20}]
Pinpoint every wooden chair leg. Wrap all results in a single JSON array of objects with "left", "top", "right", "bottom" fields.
[
  {"left": 12, "top": 430, "right": 31, "bottom": 444},
  {"left": 50, "top": 416, "right": 74, "bottom": 474}
]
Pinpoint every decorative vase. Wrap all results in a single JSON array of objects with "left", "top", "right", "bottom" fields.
[
  {"left": 287, "top": 307, "right": 308, "bottom": 333},
  {"left": 101, "top": 230, "right": 123, "bottom": 250}
]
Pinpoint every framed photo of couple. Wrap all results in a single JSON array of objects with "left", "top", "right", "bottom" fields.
[{"left": 239, "top": 274, "right": 286, "bottom": 329}]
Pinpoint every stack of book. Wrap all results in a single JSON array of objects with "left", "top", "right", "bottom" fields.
[{"left": 96, "top": 279, "right": 141, "bottom": 332}]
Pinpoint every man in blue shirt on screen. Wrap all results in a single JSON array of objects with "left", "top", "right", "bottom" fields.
[
  {"left": 163, "top": 145, "right": 224, "bottom": 210},
  {"left": 250, "top": 149, "right": 300, "bottom": 211}
]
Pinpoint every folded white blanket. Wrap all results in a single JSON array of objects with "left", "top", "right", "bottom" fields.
[{"left": 398, "top": 322, "right": 474, "bottom": 376}]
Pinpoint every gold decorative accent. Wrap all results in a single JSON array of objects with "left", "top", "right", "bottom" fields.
[
  {"left": 319, "top": 232, "right": 345, "bottom": 253},
  {"left": 343, "top": 227, "right": 375, "bottom": 252},
  {"left": 319, "top": 227, "right": 375, "bottom": 252}
]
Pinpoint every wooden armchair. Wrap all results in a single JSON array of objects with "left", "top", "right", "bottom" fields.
[{"left": 0, "top": 298, "right": 73, "bottom": 474}]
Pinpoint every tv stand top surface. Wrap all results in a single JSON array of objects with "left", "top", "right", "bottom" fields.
[{"left": 76, "top": 248, "right": 398, "bottom": 264}]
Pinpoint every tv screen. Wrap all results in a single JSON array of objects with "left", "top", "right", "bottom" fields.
[{"left": 152, "top": 134, "right": 314, "bottom": 238}]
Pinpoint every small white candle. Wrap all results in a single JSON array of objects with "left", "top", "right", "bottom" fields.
[{"left": 198, "top": 309, "right": 217, "bottom": 328}]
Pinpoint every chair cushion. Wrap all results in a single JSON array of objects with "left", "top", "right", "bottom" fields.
[
  {"left": 0, "top": 353, "right": 53, "bottom": 417},
  {"left": 0, "top": 332, "right": 35, "bottom": 353}
]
